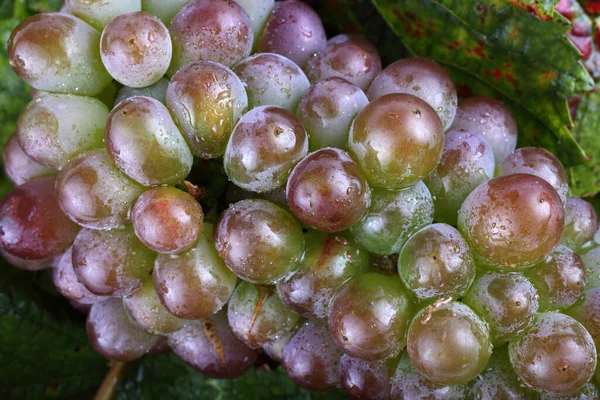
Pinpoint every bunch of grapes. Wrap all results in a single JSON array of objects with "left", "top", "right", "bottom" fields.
[{"left": 2, "top": 0, "right": 600, "bottom": 398}]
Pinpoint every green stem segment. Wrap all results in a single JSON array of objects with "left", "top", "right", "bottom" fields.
[{"left": 94, "top": 361, "right": 127, "bottom": 400}]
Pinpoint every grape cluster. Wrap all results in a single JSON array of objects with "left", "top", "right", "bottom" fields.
[{"left": 2, "top": 0, "right": 600, "bottom": 398}]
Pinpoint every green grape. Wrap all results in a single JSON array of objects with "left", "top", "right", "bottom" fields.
[
  {"left": 450, "top": 97, "right": 517, "bottom": 167},
  {"left": 87, "top": 298, "right": 158, "bottom": 362},
  {"left": 581, "top": 247, "right": 600, "bottom": 289},
  {"left": 223, "top": 105, "right": 308, "bottom": 193},
  {"left": 561, "top": 197, "right": 599, "bottom": 252},
  {"left": 166, "top": 61, "right": 248, "bottom": 159},
  {"left": 390, "top": 352, "right": 470, "bottom": 400},
  {"left": 470, "top": 346, "right": 539, "bottom": 400},
  {"left": 509, "top": 312, "right": 597, "bottom": 396},
  {"left": 262, "top": 324, "right": 297, "bottom": 363},
  {"left": 2, "top": 133, "right": 56, "bottom": 185},
  {"left": 234, "top": 0, "right": 274, "bottom": 45},
  {"left": 407, "top": 301, "right": 492, "bottom": 385},
  {"left": 305, "top": 34, "right": 382, "bottom": 91},
  {"left": 282, "top": 319, "right": 343, "bottom": 392},
  {"left": 277, "top": 231, "right": 370, "bottom": 318},
  {"left": 526, "top": 245, "right": 587, "bottom": 311},
  {"left": 115, "top": 78, "right": 169, "bottom": 105},
  {"left": 424, "top": 130, "right": 495, "bottom": 225},
  {"left": 66, "top": 0, "right": 141, "bottom": 30},
  {"left": 153, "top": 225, "right": 237, "bottom": 320},
  {"left": 286, "top": 148, "right": 371, "bottom": 232},
  {"left": 100, "top": 11, "right": 171, "bottom": 88},
  {"left": 72, "top": 227, "right": 155, "bottom": 297},
  {"left": 233, "top": 53, "right": 310, "bottom": 112},
  {"left": 132, "top": 186, "right": 204, "bottom": 254},
  {"left": 56, "top": 148, "right": 145, "bottom": 230},
  {"left": 565, "top": 287, "right": 600, "bottom": 347},
  {"left": 8, "top": 13, "right": 112, "bottom": 96},
  {"left": 499, "top": 147, "right": 569, "bottom": 205},
  {"left": 348, "top": 93, "right": 444, "bottom": 189},
  {"left": 340, "top": 354, "right": 393, "bottom": 400},
  {"left": 123, "top": 279, "right": 186, "bottom": 335},
  {"left": 17, "top": 94, "right": 108, "bottom": 169},
  {"left": 398, "top": 223, "right": 476, "bottom": 301},
  {"left": 142, "top": 0, "right": 189, "bottom": 24},
  {"left": 463, "top": 272, "right": 538, "bottom": 345},
  {"left": 540, "top": 382, "right": 600, "bottom": 400},
  {"left": 297, "top": 77, "right": 369, "bottom": 151},
  {"left": 105, "top": 96, "right": 193, "bottom": 186},
  {"left": 214, "top": 199, "right": 304, "bottom": 284},
  {"left": 350, "top": 181, "right": 434, "bottom": 255},
  {"left": 167, "top": 0, "right": 252, "bottom": 75},
  {"left": 328, "top": 272, "right": 415, "bottom": 361},
  {"left": 367, "top": 57, "right": 457, "bottom": 130},
  {"left": 227, "top": 281, "right": 299, "bottom": 349},
  {"left": 457, "top": 174, "right": 565, "bottom": 270}
]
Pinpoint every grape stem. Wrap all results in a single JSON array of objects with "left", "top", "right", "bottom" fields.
[{"left": 94, "top": 361, "right": 127, "bottom": 400}]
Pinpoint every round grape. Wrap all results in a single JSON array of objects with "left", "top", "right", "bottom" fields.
[
  {"left": 258, "top": 0, "right": 326, "bottom": 67},
  {"left": 277, "top": 231, "right": 369, "bottom": 318},
  {"left": 1, "top": 250, "right": 54, "bottom": 272},
  {"left": 582, "top": 247, "right": 600, "bottom": 289},
  {"left": 500, "top": 147, "right": 569, "bottom": 205},
  {"left": 450, "top": 97, "right": 517, "bottom": 166},
  {"left": 105, "top": 96, "right": 193, "bottom": 186},
  {"left": 56, "top": 148, "right": 145, "bottom": 230},
  {"left": 297, "top": 77, "right": 369, "bottom": 151},
  {"left": 223, "top": 105, "right": 308, "bottom": 193},
  {"left": 407, "top": 301, "right": 492, "bottom": 385},
  {"left": 286, "top": 148, "right": 371, "bottom": 232},
  {"left": 100, "top": 11, "right": 171, "bottom": 88},
  {"left": 340, "top": 354, "right": 392, "bottom": 400},
  {"left": 72, "top": 227, "right": 155, "bottom": 297},
  {"left": 87, "top": 298, "right": 158, "bottom": 362},
  {"left": 399, "top": 223, "right": 476, "bottom": 301},
  {"left": 0, "top": 177, "right": 79, "bottom": 260},
  {"left": 348, "top": 93, "right": 444, "bottom": 189},
  {"left": 234, "top": 0, "right": 274, "bottom": 45},
  {"left": 457, "top": 174, "right": 565, "bottom": 270},
  {"left": 66, "top": 0, "right": 141, "bottom": 30},
  {"left": 566, "top": 287, "right": 600, "bottom": 347},
  {"left": 115, "top": 77, "right": 169, "bottom": 105},
  {"left": 561, "top": 197, "right": 598, "bottom": 252},
  {"left": 142, "top": 0, "right": 189, "bottom": 24},
  {"left": 214, "top": 199, "right": 304, "bottom": 284},
  {"left": 527, "top": 245, "right": 587, "bottom": 311},
  {"left": 53, "top": 247, "right": 109, "bottom": 305},
  {"left": 17, "top": 94, "right": 108, "bottom": 169},
  {"left": 166, "top": 61, "right": 248, "bottom": 159},
  {"left": 233, "top": 53, "right": 310, "bottom": 112},
  {"left": 168, "top": 0, "right": 252, "bottom": 75},
  {"left": 424, "top": 130, "right": 495, "bottom": 225},
  {"left": 509, "top": 312, "right": 597, "bottom": 396},
  {"left": 262, "top": 326, "right": 296, "bottom": 363},
  {"left": 153, "top": 225, "right": 237, "bottom": 320},
  {"left": 8, "top": 13, "right": 112, "bottom": 95},
  {"left": 2, "top": 133, "right": 56, "bottom": 185},
  {"left": 367, "top": 57, "right": 457, "bottom": 130},
  {"left": 350, "top": 181, "right": 434, "bottom": 255},
  {"left": 463, "top": 272, "right": 539, "bottom": 345}
]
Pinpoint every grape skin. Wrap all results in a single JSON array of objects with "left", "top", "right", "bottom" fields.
[
  {"left": 142, "top": 0, "right": 190, "bottom": 24},
  {"left": 234, "top": 0, "right": 275, "bottom": 45},
  {"left": 561, "top": 197, "right": 599, "bottom": 252},
  {"left": 53, "top": 247, "right": 109, "bottom": 305},
  {"left": 115, "top": 77, "right": 169, "bottom": 105},
  {"left": 340, "top": 354, "right": 392, "bottom": 400},
  {"left": 1, "top": 250, "right": 55, "bottom": 272},
  {"left": 2, "top": 133, "right": 56, "bottom": 185},
  {"left": 66, "top": 0, "right": 141, "bottom": 31},
  {"left": 581, "top": 246, "right": 600, "bottom": 289},
  {"left": 566, "top": 287, "right": 600, "bottom": 347}
]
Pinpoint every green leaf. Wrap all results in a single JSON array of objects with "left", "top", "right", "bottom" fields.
[
  {"left": 0, "top": 265, "right": 108, "bottom": 399},
  {"left": 115, "top": 353, "right": 346, "bottom": 400}
]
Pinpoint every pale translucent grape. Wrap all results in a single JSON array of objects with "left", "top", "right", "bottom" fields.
[
  {"left": 2, "top": 133, "right": 56, "bottom": 185},
  {"left": 235, "top": 0, "right": 274, "bottom": 45},
  {"left": 53, "top": 247, "right": 109, "bottom": 305},
  {"left": 561, "top": 197, "right": 599, "bottom": 252},
  {"left": 66, "top": 0, "right": 141, "bottom": 30},
  {"left": 143, "top": 0, "right": 190, "bottom": 24},
  {"left": 115, "top": 77, "right": 169, "bottom": 105}
]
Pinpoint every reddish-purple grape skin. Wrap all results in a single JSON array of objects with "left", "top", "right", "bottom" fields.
[
  {"left": 367, "top": 57, "right": 457, "bottom": 130},
  {"left": 305, "top": 34, "right": 382, "bottom": 91},
  {"left": 100, "top": 11, "right": 171, "bottom": 88},
  {"left": 509, "top": 312, "right": 597, "bottom": 396},
  {"left": 450, "top": 97, "right": 518, "bottom": 166},
  {"left": 339, "top": 354, "right": 391, "bottom": 400},
  {"left": 223, "top": 105, "right": 308, "bottom": 193},
  {"left": 561, "top": 197, "right": 599, "bottom": 252},
  {"left": 566, "top": 287, "right": 600, "bottom": 347},
  {"left": 72, "top": 228, "right": 155, "bottom": 297},
  {"left": 168, "top": 0, "right": 253, "bottom": 75},
  {"left": 458, "top": 174, "right": 565, "bottom": 270},
  {"left": 328, "top": 273, "right": 414, "bottom": 361},
  {"left": 87, "top": 298, "right": 158, "bottom": 362},
  {"left": 56, "top": 148, "right": 145, "bottom": 230},
  {"left": 53, "top": 247, "right": 108, "bottom": 305},
  {"left": 132, "top": 187, "right": 204, "bottom": 254},
  {"left": 257, "top": 0, "right": 326, "bottom": 67},
  {"left": 1, "top": 250, "right": 54, "bottom": 271},
  {"left": 0, "top": 177, "right": 79, "bottom": 260},
  {"left": 348, "top": 93, "right": 444, "bottom": 190},
  {"left": 168, "top": 312, "right": 258, "bottom": 379},
  {"left": 2, "top": 134, "right": 56, "bottom": 185},
  {"left": 500, "top": 147, "right": 569, "bottom": 205},
  {"left": 286, "top": 148, "right": 371, "bottom": 232},
  {"left": 283, "top": 319, "right": 343, "bottom": 392}
]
